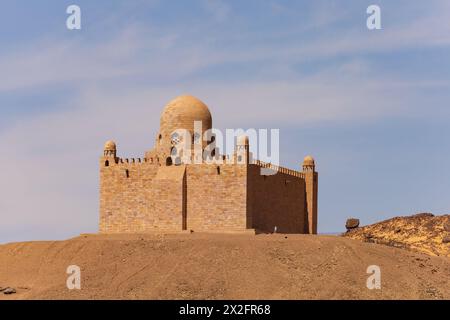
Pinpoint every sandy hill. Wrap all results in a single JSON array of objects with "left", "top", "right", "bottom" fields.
[
  {"left": 344, "top": 213, "right": 450, "bottom": 257},
  {"left": 0, "top": 233, "right": 449, "bottom": 300}
]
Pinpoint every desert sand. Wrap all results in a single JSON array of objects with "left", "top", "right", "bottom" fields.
[{"left": 0, "top": 233, "right": 449, "bottom": 300}]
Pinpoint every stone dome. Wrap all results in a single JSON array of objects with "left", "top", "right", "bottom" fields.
[
  {"left": 158, "top": 95, "right": 212, "bottom": 151},
  {"left": 104, "top": 140, "right": 117, "bottom": 151},
  {"left": 160, "top": 95, "right": 212, "bottom": 133},
  {"left": 303, "top": 155, "right": 315, "bottom": 166}
]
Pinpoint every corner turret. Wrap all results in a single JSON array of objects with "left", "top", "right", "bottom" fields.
[
  {"left": 102, "top": 140, "right": 117, "bottom": 167},
  {"left": 302, "top": 155, "right": 318, "bottom": 234}
]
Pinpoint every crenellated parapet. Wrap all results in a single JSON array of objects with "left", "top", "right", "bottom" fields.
[
  {"left": 101, "top": 139, "right": 163, "bottom": 168},
  {"left": 117, "top": 157, "right": 145, "bottom": 165},
  {"left": 252, "top": 159, "right": 305, "bottom": 179}
]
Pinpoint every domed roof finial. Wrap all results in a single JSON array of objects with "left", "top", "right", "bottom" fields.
[
  {"left": 303, "top": 155, "right": 315, "bottom": 166},
  {"left": 237, "top": 135, "right": 249, "bottom": 146},
  {"left": 104, "top": 140, "right": 117, "bottom": 151}
]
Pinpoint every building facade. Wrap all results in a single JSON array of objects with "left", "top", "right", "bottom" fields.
[{"left": 99, "top": 95, "right": 318, "bottom": 234}]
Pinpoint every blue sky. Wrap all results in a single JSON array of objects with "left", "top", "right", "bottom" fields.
[{"left": 1, "top": 0, "right": 450, "bottom": 243}]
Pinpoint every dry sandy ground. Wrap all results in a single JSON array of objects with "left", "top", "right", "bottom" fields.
[{"left": 0, "top": 233, "right": 449, "bottom": 300}]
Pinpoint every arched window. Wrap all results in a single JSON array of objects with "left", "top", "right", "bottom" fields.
[
  {"left": 166, "top": 157, "right": 173, "bottom": 166},
  {"left": 105, "top": 160, "right": 109, "bottom": 167},
  {"left": 158, "top": 134, "right": 162, "bottom": 145},
  {"left": 217, "top": 166, "right": 220, "bottom": 175}
]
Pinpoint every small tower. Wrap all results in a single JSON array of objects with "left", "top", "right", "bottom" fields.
[
  {"left": 236, "top": 135, "right": 250, "bottom": 164},
  {"left": 102, "top": 140, "right": 117, "bottom": 166},
  {"left": 302, "top": 155, "right": 318, "bottom": 234}
]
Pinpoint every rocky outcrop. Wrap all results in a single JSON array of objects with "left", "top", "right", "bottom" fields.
[
  {"left": 444, "top": 221, "right": 450, "bottom": 232},
  {"left": 343, "top": 213, "right": 450, "bottom": 257}
]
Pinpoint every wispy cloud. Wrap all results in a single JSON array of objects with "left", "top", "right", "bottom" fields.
[{"left": 1, "top": 1, "right": 450, "bottom": 94}]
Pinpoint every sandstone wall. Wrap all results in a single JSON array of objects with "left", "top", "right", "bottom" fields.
[
  {"left": 247, "top": 164, "right": 307, "bottom": 233},
  {"left": 186, "top": 164, "right": 248, "bottom": 231},
  {"left": 100, "top": 159, "right": 248, "bottom": 233},
  {"left": 100, "top": 159, "right": 309, "bottom": 234},
  {"left": 99, "top": 158, "right": 159, "bottom": 233},
  {"left": 147, "top": 166, "right": 186, "bottom": 231}
]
